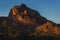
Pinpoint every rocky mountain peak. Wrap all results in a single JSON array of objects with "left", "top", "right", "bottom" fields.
[
  {"left": 0, "top": 4, "right": 60, "bottom": 39},
  {"left": 8, "top": 4, "right": 47, "bottom": 25}
]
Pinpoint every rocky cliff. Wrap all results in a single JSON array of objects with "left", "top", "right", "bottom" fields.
[{"left": 0, "top": 4, "right": 60, "bottom": 39}]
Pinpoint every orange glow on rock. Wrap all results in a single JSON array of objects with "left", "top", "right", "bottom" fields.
[
  {"left": 16, "top": 14, "right": 36, "bottom": 25},
  {"left": 23, "top": 10, "right": 27, "bottom": 15}
]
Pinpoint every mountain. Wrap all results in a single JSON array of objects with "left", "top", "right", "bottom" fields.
[
  {"left": 8, "top": 4, "right": 48, "bottom": 35},
  {"left": 8, "top": 4, "right": 47, "bottom": 25},
  {"left": 0, "top": 4, "right": 60, "bottom": 39}
]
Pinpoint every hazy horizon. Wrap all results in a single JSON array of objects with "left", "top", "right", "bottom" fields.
[{"left": 0, "top": 0, "right": 60, "bottom": 24}]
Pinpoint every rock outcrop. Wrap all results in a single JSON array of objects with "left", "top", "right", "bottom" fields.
[{"left": 8, "top": 4, "right": 47, "bottom": 25}]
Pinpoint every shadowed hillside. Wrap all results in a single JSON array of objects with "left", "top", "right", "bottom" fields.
[{"left": 0, "top": 4, "right": 60, "bottom": 40}]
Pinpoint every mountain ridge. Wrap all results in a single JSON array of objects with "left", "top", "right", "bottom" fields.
[{"left": 0, "top": 4, "right": 60, "bottom": 39}]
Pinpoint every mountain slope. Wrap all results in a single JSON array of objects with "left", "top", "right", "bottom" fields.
[{"left": 0, "top": 4, "right": 60, "bottom": 39}]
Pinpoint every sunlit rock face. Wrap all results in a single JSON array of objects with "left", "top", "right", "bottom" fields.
[
  {"left": 35, "top": 21, "right": 60, "bottom": 36},
  {"left": 8, "top": 4, "right": 47, "bottom": 25}
]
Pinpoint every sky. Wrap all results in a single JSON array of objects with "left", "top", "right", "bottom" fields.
[{"left": 0, "top": 0, "right": 60, "bottom": 24}]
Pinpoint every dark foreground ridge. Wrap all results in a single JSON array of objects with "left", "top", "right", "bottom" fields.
[{"left": 0, "top": 4, "right": 60, "bottom": 40}]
